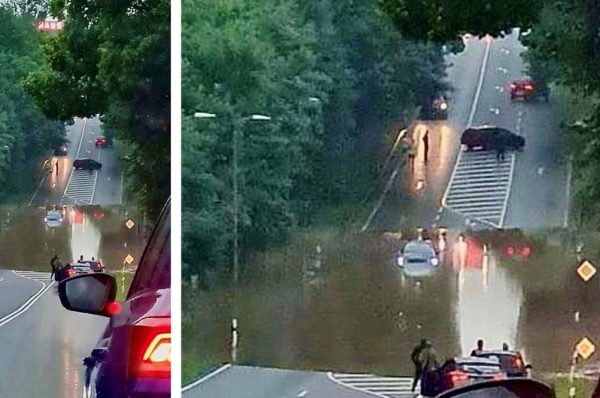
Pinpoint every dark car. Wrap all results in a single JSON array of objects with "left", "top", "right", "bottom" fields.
[
  {"left": 510, "top": 79, "right": 536, "bottom": 101},
  {"left": 421, "top": 356, "right": 504, "bottom": 397},
  {"left": 473, "top": 350, "right": 531, "bottom": 377},
  {"left": 54, "top": 142, "right": 68, "bottom": 156},
  {"left": 54, "top": 263, "right": 76, "bottom": 282},
  {"left": 58, "top": 198, "right": 171, "bottom": 398},
  {"left": 461, "top": 126, "right": 525, "bottom": 151},
  {"left": 73, "top": 158, "right": 102, "bottom": 170},
  {"left": 420, "top": 94, "right": 449, "bottom": 120},
  {"left": 95, "top": 135, "right": 113, "bottom": 148},
  {"left": 75, "top": 259, "right": 105, "bottom": 274}
]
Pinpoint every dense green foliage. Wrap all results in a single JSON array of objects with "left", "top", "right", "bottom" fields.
[
  {"left": 183, "top": 0, "right": 447, "bottom": 285},
  {"left": 0, "top": 8, "right": 65, "bottom": 202},
  {"left": 379, "top": 0, "right": 543, "bottom": 44},
  {"left": 25, "top": 0, "right": 170, "bottom": 217},
  {"left": 521, "top": 0, "right": 600, "bottom": 225}
]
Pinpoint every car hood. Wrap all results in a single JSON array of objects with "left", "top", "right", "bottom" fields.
[{"left": 403, "top": 257, "right": 436, "bottom": 277}]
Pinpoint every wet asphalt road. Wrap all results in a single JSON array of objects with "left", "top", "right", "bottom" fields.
[
  {"left": 29, "top": 116, "right": 123, "bottom": 207},
  {"left": 188, "top": 32, "right": 586, "bottom": 398},
  {"left": 0, "top": 206, "right": 145, "bottom": 397}
]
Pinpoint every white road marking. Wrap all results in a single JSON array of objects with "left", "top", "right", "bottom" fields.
[
  {"left": 64, "top": 170, "right": 99, "bottom": 205},
  {"left": 76, "top": 118, "right": 88, "bottom": 158},
  {"left": 443, "top": 151, "right": 515, "bottom": 227},
  {"left": 182, "top": 364, "right": 232, "bottom": 392},
  {"left": 328, "top": 372, "right": 418, "bottom": 397},
  {"left": 298, "top": 390, "right": 308, "bottom": 397},
  {"left": 0, "top": 270, "right": 54, "bottom": 328},
  {"left": 467, "top": 38, "right": 493, "bottom": 126}
]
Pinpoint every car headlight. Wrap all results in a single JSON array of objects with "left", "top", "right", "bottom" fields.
[
  {"left": 430, "top": 257, "right": 439, "bottom": 266},
  {"left": 397, "top": 257, "right": 404, "bottom": 267},
  {"left": 440, "top": 102, "right": 448, "bottom": 111}
]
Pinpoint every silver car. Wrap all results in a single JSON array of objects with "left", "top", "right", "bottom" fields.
[
  {"left": 44, "top": 210, "right": 63, "bottom": 227},
  {"left": 397, "top": 240, "right": 439, "bottom": 277}
]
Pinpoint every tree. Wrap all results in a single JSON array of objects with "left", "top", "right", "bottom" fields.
[
  {"left": 378, "top": 0, "right": 543, "bottom": 44},
  {"left": 25, "top": 0, "right": 170, "bottom": 216}
]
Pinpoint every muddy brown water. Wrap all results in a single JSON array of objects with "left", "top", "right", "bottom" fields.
[{"left": 186, "top": 228, "right": 600, "bottom": 377}]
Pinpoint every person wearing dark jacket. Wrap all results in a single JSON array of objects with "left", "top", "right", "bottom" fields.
[
  {"left": 411, "top": 339, "right": 429, "bottom": 392},
  {"left": 471, "top": 339, "right": 484, "bottom": 356},
  {"left": 50, "top": 254, "right": 59, "bottom": 278}
]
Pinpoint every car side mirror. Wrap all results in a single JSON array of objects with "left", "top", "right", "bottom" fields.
[
  {"left": 525, "top": 364, "right": 533, "bottom": 370},
  {"left": 58, "top": 273, "right": 117, "bottom": 317}
]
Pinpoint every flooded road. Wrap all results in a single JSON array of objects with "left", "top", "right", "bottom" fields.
[
  {"left": 0, "top": 205, "right": 147, "bottom": 272},
  {"left": 188, "top": 228, "right": 600, "bottom": 377}
]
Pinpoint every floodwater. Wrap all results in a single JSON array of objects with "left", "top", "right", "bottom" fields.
[
  {"left": 0, "top": 205, "right": 148, "bottom": 272},
  {"left": 188, "top": 228, "right": 600, "bottom": 376}
]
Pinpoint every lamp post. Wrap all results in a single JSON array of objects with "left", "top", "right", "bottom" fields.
[{"left": 194, "top": 111, "right": 271, "bottom": 363}]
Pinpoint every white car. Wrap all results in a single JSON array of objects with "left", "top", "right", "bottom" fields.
[
  {"left": 44, "top": 210, "right": 63, "bottom": 227},
  {"left": 397, "top": 240, "right": 439, "bottom": 277}
]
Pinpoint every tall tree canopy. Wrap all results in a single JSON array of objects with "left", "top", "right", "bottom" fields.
[
  {"left": 25, "top": 0, "right": 170, "bottom": 216},
  {"left": 0, "top": 7, "right": 64, "bottom": 201},
  {"left": 183, "top": 0, "right": 447, "bottom": 286}
]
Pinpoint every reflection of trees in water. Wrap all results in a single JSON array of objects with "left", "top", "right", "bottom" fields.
[{"left": 220, "top": 233, "right": 460, "bottom": 375}]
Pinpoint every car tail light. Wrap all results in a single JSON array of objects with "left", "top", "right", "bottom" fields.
[
  {"left": 521, "top": 245, "right": 531, "bottom": 257},
  {"left": 524, "top": 85, "right": 533, "bottom": 90},
  {"left": 506, "top": 246, "right": 515, "bottom": 256},
  {"left": 128, "top": 318, "right": 171, "bottom": 379},
  {"left": 68, "top": 269, "right": 76, "bottom": 277},
  {"left": 448, "top": 370, "right": 468, "bottom": 385},
  {"left": 512, "top": 356, "right": 524, "bottom": 371},
  {"left": 510, "top": 83, "right": 516, "bottom": 89}
]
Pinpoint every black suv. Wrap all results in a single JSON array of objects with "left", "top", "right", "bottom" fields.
[
  {"left": 461, "top": 126, "right": 525, "bottom": 151},
  {"left": 73, "top": 158, "right": 102, "bottom": 170}
]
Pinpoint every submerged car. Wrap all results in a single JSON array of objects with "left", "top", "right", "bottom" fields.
[
  {"left": 397, "top": 240, "right": 439, "bottom": 277},
  {"left": 44, "top": 210, "right": 63, "bottom": 227},
  {"left": 461, "top": 126, "right": 525, "bottom": 152},
  {"left": 58, "top": 198, "right": 170, "bottom": 398}
]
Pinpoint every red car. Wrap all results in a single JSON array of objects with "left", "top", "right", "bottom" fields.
[
  {"left": 95, "top": 135, "right": 113, "bottom": 148},
  {"left": 510, "top": 79, "right": 536, "bottom": 100}
]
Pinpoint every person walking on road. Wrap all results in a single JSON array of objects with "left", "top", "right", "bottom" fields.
[
  {"left": 50, "top": 254, "right": 63, "bottom": 279},
  {"left": 471, "top": 339, "right": 485, "bottom": 356},
  {"left": 403, "top": 134, "right": 416, "bottom": 171},
  {"left": 423, "top": 130, "right": 430, "bottom": 164},
  {"left": 411, "top": 339, "right": 429, "bottom": 392},
  {"left": 419, "top": 341, "right": 439, "bottom": 397},
  {"left": 495, "top": 134, "right": 506, "bottom": 162}
]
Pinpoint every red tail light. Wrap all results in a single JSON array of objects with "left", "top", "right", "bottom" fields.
[
  {"left": 512, "top": 356, "right": 524, "bottom": 371},
  {"left": 128, "top": 318, "right": 171, "bottom": 379},
  {"left": 68, "top": 269, "right": 76, "bottom": 277},
  {"left": 510, "top": 83, "right": 516, "bottom": 89},
  {"left": 524, "top": 85, "right": 533, "bottom": 90},
  {"left": 521, "top": 245, "right": 531, "bottom": 257},
  {"left": 506, "top": 246, "right": 515, "bottom": 256},
  {"left": 448, "top": 370, "right": 469, "bottom": 385}
]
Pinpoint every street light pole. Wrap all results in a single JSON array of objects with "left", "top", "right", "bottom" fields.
[{"left": 194, "top": 111, "right": 271, "bottom": 364}]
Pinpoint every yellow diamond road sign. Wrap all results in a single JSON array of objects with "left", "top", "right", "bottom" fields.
[
  {"left": 125, "top": 219, "right": 135, "bottom": 229},
  {"left": 577, "top": 261, "right": 597, "bottom": 282},
  {"left": 576, "top": 337, "right": 596, "bottom": 359},
  {"left": 125, "top": 254, "right": 134, "bottom": 265}
]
